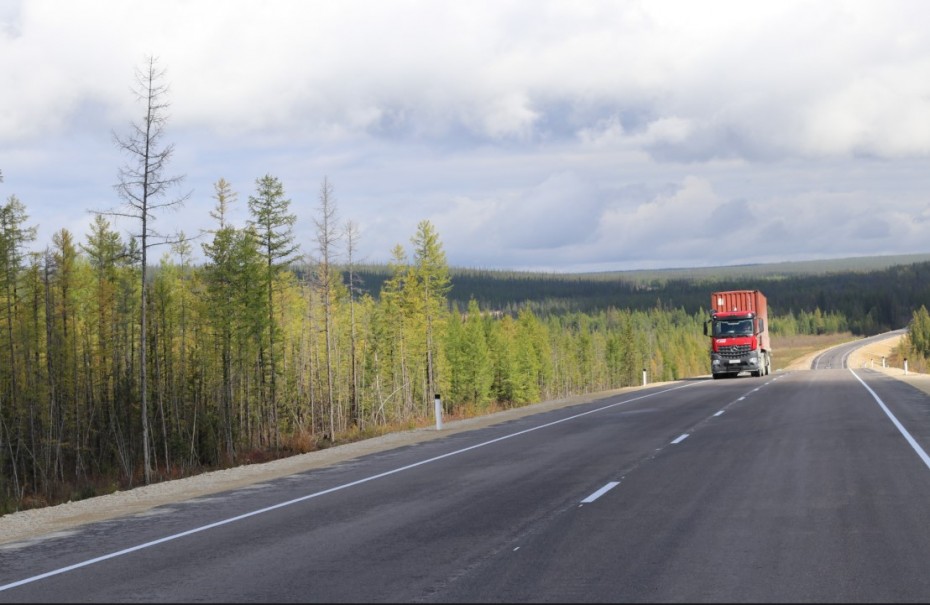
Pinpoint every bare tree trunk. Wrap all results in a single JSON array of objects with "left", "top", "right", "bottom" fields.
[
  {"left": 313, "top": 178, "right": 338, "bottom": 438},
  {"left": 345, "top": 220, "right": 360, "bottom": 428},
  {"left": 110, "top": 56, "right": 188, "bottom": 484}
]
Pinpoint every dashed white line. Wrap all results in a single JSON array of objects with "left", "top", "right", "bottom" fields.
[
  {"left": 713, "top": 410, "right": 725, "bottom": 417},
  {"left": 581, "top": 481, "right": 621, "bottom": 503},
  {"left": 671, "top": 434, "right": 689, "bottom": 444}
]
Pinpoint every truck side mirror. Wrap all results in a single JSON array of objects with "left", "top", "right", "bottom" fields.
[{"left": 757, "top": 318, "right": 764, "bottom": 333}]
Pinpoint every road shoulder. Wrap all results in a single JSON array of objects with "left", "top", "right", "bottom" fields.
[{"left": 845, "top": 333, "right": 930, "bottom": 397}]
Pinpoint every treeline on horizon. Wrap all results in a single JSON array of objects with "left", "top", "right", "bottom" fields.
[{"left": 350, "top": 259, "right": 923, "bottom": 336}]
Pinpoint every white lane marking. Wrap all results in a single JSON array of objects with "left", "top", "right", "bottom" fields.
[
  {"left": 850, "top": 369, "right": 930, "bottom": 470},
  {"left": 581, "top": 481, "right": 620, "bottom": 503},
  {"left": 738, "top": 396, "right": 746, "bottom": 401},
  {"left": 671, "top": 434, "right": 689, "bottom": 444},
  {"left": 713, "top": 411, "right": 725, "bottom": 417},
  {"left": 0, "top": 381, "right": 697, "bottom": 593}
]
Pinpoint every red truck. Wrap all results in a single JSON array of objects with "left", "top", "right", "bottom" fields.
[{"left": 704, "top": 290, "right": 772, "bottom": 378}]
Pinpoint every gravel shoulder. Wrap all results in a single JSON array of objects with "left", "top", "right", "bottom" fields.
[{"left": 2, "top": 332, "right": 921, "bottom": 547}]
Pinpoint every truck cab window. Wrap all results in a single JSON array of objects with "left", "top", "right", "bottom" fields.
[{"left": 715, "top": 320, "right": 753, "bottom": 336}]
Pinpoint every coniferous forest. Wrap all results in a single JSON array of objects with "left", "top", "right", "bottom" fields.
[
  {"left": 1, "top": 57, "right": 927, "bottom": 514},
  {"left": 0, "top": 178, "right": 723, "bottom": 512},
  {"left": 1, "top": 172, "right": 925, "bottom": 513}
]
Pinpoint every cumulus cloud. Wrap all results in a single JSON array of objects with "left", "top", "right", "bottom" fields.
[
  {"left": 2, "top": 0, "right": 925, "bottom": 157},
  {"left": 3, "top": 0, "right": 930, "bottom": 271}
]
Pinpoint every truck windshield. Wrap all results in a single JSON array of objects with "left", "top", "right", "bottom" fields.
[{"left": 714, "top": 319, "right": 753, "bottom": 337}]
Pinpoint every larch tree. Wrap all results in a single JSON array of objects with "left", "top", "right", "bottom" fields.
[
  {"left": 0, "top": 194, "right": 36, "bottom": 500},
  {"left": 312, "top": 177, "right": 340, "bottom": 437},
  {"left": 410, "top": 220, "right": 450, "bottom": 411},
  {"left": 378, "top": 244, "right": 413, "bottom": 419},
  {"left": 202, "top": 179, "right": 240, "bottom": 460},
  {"left": 82, "top": 215, "right": 133, "bottom": 480},
  {"left": 514, "top": 309, "right": 547, "bottom": 403},
  {"left": 344, "top": 219, "right": 362, "bottom": 427},
  {"left": 461, "top": 298, "right": 492, "bottom": 407},
  {"left": 110, "top": 55, "right": 189, "bottom": 484},
  {"left": 210, "top": 178, "right": 236, "bottom": 230},
  {"left": 47, "top": 229, "right": 80, "bottom": 485},
  {"left": 202, "top": 179, "right": 264, "bottom": 459},
  {"left": 170, "top": 236, "right": 193, "bottom": 461},
  {"left": 247, "top": 174, "right": 298, "bottom": 448},
  {"left": 910, "top": 306, "right": 930, "bottom": 358}
]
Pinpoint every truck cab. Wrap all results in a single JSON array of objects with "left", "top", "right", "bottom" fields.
[{"left": 705, "top": 309, "right": 771, "bottom": 378}]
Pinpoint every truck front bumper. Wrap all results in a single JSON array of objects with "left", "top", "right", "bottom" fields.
[{"left": 711, "top": 352, "right": 762, "bottom": 376}]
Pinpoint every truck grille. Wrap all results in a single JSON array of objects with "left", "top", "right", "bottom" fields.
[{"left": 718, "top": 344, "right": 751, "bottom": 359}]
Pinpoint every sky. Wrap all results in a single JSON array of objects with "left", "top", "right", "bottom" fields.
[{"left": 2, "top": 0, "right": 930, "bottom": 273}]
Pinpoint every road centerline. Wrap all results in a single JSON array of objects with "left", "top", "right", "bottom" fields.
[{"left": 581, "top": 482, "right": 621, "bottom": 504}]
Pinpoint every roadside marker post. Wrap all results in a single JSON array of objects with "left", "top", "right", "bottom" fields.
[{"left": 434, "top": 394, "right": 443, "bottom": 431}]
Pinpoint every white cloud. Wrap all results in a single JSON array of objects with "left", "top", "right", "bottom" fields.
[
  {"left": 4, "top": 0, "right": 930, "bottom": 271},
  {"left": 595, "top": 176, "right": 719, "bottom": 260}
]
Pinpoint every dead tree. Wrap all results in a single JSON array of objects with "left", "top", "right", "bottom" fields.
[{"left": 108, "top": 55, "right": 189, "bottom": 485}]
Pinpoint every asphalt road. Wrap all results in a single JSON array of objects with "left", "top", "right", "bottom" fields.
[
  {"left": 811, "top": 329, "right": 908, "bottom": 370},
  {"left": 4, "top": 337, "right": 930, "bottom": 602}
]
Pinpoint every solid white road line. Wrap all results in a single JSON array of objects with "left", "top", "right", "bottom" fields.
[{"left": 851, "top": 369, "right": 930, "bottom": 471}]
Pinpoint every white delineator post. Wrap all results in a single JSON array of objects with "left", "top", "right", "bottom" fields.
[
  {"left": 642, "top": 368, "right": 647, "bottom": 386},
  {"left": 434, "top": 394, "right": 443, "bottom": 430},
  {"left": 905, "top": 358, "right": 909, "bottom": 376}
]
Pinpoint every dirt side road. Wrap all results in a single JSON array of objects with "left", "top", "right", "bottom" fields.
[{"left": 1, "top": 332, "right": 922, "bottom": 547}]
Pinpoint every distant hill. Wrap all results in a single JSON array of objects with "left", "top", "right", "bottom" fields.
[
  {"left": 343, "top": 252, "right": 930, "bottom": 335},
  {"left": 572, "top": 253, "right": 930, "bottom": 284}
]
